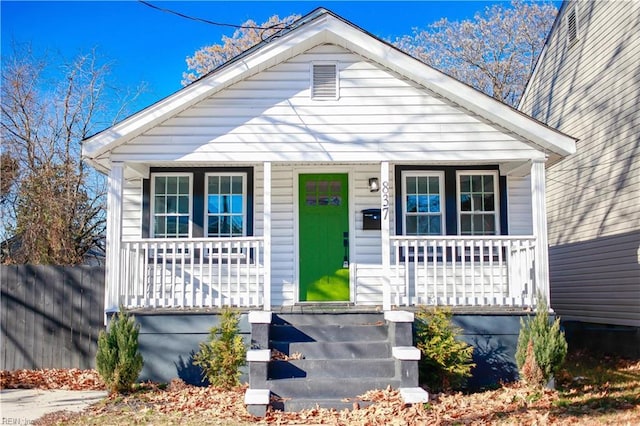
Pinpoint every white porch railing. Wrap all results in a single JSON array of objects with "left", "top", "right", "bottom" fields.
[
  {"left": 389, "top": 236, "right": 537, "bottom": 307},
  {"left": 118, "top": 237, "right": 265, "bottom": 309}
]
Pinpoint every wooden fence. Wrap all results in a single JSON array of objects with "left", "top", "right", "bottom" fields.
[{"left": 1, "top": 265, "right": 105, "bottom": 370}]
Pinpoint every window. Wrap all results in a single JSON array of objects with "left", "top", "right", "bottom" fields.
[
  {"left": 206, "top": 173, "right": 246, "bottom": 237},
  {"left": 311, "top": 63, "right": 338, "bottom": 99},
  {"left": 457, "top": 171, "right": 499, "bottom": 235},
  {"left": 151, "top": 174, "right": 191, "bottom": 238},
  {"left": 402, "top": 171, "right": 444, "bottom": 235}
]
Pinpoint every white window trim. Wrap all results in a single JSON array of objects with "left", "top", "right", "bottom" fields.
[
  {"left": 150, "top": 172, "right": 193, "bottom": 238},
  {"left": 310, "top": 61, "right": 340, "bottom": 100},
  {"left": 204, "top": 172, "right": 248, "bottom": 238},
  {"left": 401, "top": 170, "right": 445, "bottom": 236},
  {"left": 456, "top": 170, "right": 500, "bottom": 236}
]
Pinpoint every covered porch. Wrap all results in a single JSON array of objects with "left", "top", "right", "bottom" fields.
[{"left": 105, "top": 160, "right": 550, "bottom": 313}]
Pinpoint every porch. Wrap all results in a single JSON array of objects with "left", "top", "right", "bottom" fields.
[{"left": 113, "top": 235, "right": 538, "bottom": 310}]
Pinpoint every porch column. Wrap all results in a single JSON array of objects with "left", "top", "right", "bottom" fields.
[
  {"left": 380, "top": 161, "right": 391, "bottom": 311},
  {"left": 530, "top": 159, "right": 550, "bottom": 309},
  {"left": 105, "top": 162, "right": 124, "bottom": 318},
  {"left": 263, "top": 162, "right": 272, "bottom": 311}
]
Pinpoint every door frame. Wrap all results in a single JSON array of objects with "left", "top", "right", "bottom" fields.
[{"left": 294, "top": 167, "right": 355, "bottom": 303}]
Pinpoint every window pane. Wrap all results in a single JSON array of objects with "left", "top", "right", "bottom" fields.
[
  {"left": 178, "top": 177, "right": 189, "bottom": 194},
  {"left": 154, "top": 217, "right": 166, "bottom": 236},
  {"left": 460, "top": 175, "right": 471, "bottom": 192},
  {"left": 472, "top": 194, "right": 484, "bottom": 212},
  {"left": 306, "top": 196, "right": 316, "bottom": 206},
  {"left": 428, "top": 195, "right": 440, "bottom": 213},
  {"left": 231, "top": 216, "right": 243, "bottom": 235},
  {"left": 166, "top": 216, "right": 177, "bottom": 235},
  {"left": 460, "top": 215, "right": 472, "bottom": 235},
  {"left": 483, "top": 215, "right": 495, "bottom": 234},
  {"left": 460, "top": 194, "right": 472, "bottom": 211},
  {"left": 220, "top": 176, "right": 231, "bottom": 193},
  {"left": 231, "top": 195, "right": 243, "bottom": 213},
  {"left": 155, "top": 177, "right": 166, "bottom": 194},
  {"left": 208, "top": 176, "right": 219, "bottom": 194},
  {"left": 178, "top": 196, "right": 189, "bottom": 214},
  {"left": 406, "top": 177, "right": 416, "bottom": 194},
  {"left": 406, "top": 216, "right": 417, "bottom": 235},
  {"left": 231, "top": 176, "right": 243, "bottom": 194},
  {"left": 330, "top": 181, "right": 341, "bottom": 194},
  {"left": 166, "top": 196, "right": 177, "bottom": 214},
  {"left": 484, "top": 194, "right": 495, "bottom": 211},
  {"left": 167, "top": 177, "right": 177, "bottom": 194},
  {"left": 471, "top": 175, "right": 483, "bottom": 192},
  {"left": 417, "top": 177, "right": 428, "bottom": 193},
  {"left": 154, "top": 196, "right": 165, "bottom": 213},
  {"left": 428, "top": 177, "right": 439, "bottom": 194},
  {"left": 483, "top": 175, "right": 494, "bottom": 192},
  {"left": 220, "top": 217, "right": 231, "bottom": 235},
  {"left": 417, "top": 216, "right": 430, "bottom": 235},
  {"left": 178, "top": 216, "right": 189, "bottom": 236},
  {"left": 317, "top": 181, "right": 328, "bottom": 194},
  {"left": 406, "top": 195, "right": 417, "bottom": 213},
  {"left": 305, "top": 181, "right": 316, "bottom": 193},
  {"left": 417, "top": 195, "right": 429, "bottom": 212},
  {"left": 207, "top": 195, "right": 219, "bottom": 214},
  {"left": 208, "top": 217, "right": 219, "bottom": 235},
  {"left": 430, "top": 216, "right": 441, "bottom": 235}
]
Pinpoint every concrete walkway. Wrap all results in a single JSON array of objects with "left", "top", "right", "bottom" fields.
[{"left": 0, "top": 389, "right": 108, "bottom": 423}]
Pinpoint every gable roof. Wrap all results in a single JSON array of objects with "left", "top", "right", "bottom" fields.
[{"left": 83, "top": 7, "right": 576, "bottom": 171}]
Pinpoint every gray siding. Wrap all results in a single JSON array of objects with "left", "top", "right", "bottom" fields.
[{"left": 520, "top": 0, "right": 640, "bottom": 326}]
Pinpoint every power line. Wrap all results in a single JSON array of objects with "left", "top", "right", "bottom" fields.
[{"left": 137, "top": 0, "right": 290, "bottom": 32}]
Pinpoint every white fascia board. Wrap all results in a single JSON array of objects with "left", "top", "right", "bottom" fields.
[{"left": 323, "top": 21, "right": 576, "bottom": 159}]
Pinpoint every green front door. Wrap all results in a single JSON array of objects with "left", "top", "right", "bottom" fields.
[{"left": 298, "top": 173, "right": 350, "bottom": 302}]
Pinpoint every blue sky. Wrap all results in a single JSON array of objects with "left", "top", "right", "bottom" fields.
[{"left": 2, "top": 1, "right": 533, "bottom": 110}]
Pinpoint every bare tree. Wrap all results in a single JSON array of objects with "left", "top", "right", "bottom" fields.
[
  {"left": 1, "top": 44, "right": 143, "bottom": 264},
  {"left": 182, "top": 14, "right": 300, "bottom": 85},
  {"left": 395, "top": 0, "right": 557, "bottom": 106}
]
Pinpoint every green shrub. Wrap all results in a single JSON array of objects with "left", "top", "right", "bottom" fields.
[
  {"left": 96, "top": 309, "right": 144, "bottom": 394},
  {"left": 193, "top": 308, "right": 246, "bottom": 389},
  {"left": 515, "top": 295, "right": 568, "bottom": 387},
  {"left": 415, "top": 307, "right": 475, "bottom": 392}
]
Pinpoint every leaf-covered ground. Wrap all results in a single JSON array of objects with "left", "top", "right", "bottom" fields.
[{"left": 1, "top": 351, "right": 638, "bottom": 425}]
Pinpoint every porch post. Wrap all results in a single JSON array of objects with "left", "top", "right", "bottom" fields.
[
  {"left": 381, "top": 161, "right": 391, "bottom": 311},
  {"left": 263, "top": 162, "right": 272, "bottom": 311},
  {"left": 530, "top": 159, "right": 550, "bottom": 309},
  {"left": 105, "top": 162, "right": 124, "bottom": 319}
]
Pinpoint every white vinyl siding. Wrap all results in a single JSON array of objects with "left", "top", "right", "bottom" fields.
[
  {"left": 122, "top": 178, "right": 143, "bottom": 241},
  {"left": 519, "top": 0, "right": 640, "bottom": 327},
  {"left": 506, "top": 175, "right": 533, "bottom": 235},
  {"left": 112, "top": 45, "right": 538, "bottom": 164}
]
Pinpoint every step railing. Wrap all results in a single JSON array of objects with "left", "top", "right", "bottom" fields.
[
  {"left": 118, "top": 237, "right": 265, "bottom": 308},
  {"left": 389, "top": 236, "right": 536, "bottom": 307}
]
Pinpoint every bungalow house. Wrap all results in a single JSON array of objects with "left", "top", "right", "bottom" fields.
[
  {"left": 83, "top": 8, "right": 576, "bottom": 411},
  {"left": 519, "top": 0, "right": 639, "bottom": 356}
]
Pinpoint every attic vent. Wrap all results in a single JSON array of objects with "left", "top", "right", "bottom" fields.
[
  {"left": 311, "top": 64, "right": 338, "bottom": 99},
  {"left": 566, "top": 8, "right": 578, "bottom": 45}
]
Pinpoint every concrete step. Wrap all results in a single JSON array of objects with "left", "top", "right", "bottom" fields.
[
  {"left": 273, "top": 313, "right": 385, "bottom": 326},
  {"left": 270, "top": 340, "right": 391, "bottom": 359},
  {"left": 269, "top": 359, "right": 396, "bottom": 380},
  {"left": 273, "top": 397, "right": 375, "bottom": 412},
  {"left": 268, "top": 377, "right": 402, "bottom": 399},
  {"left": 270, "top": 324, "right": 388, "bottom": 343}
]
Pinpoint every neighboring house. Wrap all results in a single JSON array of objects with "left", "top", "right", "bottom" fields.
[
  {"left": 82, "top": 8, "right": 575, "bottom": 407},
  {"left": 519, "top": 0, "right": 639, "bottom": 356}
]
